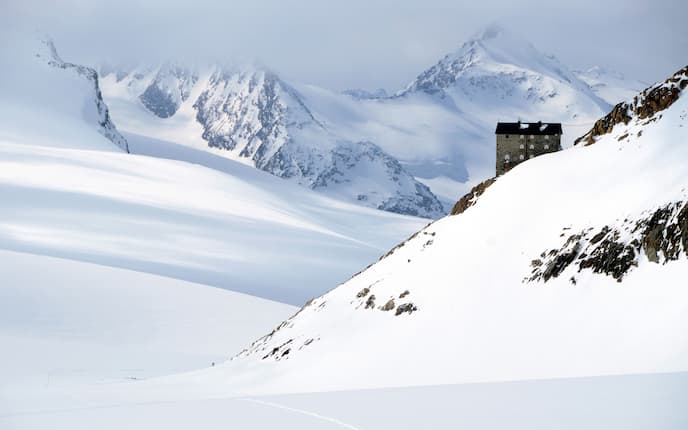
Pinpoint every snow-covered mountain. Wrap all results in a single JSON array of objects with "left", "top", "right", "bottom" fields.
[
  {"left": 101, "top": 66, "right": 444, "bottom": 218},
  {"left": 574, "top": 66, "right": 648, "bottom": 105},
  {"left": 189, "top": 65, "right": 688, "bottom": 394},
  {"left": 292, "top": 25, "right": 614, "bottom": 204}
]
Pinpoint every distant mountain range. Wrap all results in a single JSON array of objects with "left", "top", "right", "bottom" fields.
[{"left": 99, "top": 24, "right": 644, "bottom": 215}]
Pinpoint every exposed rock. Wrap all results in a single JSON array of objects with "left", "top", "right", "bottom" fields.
[
  {"left": 541, "top": 234, "right": 582, "bottom": 281},
  {"left": 381, "top": 299, "right": 395, "bottom": 311},
  {"left": 576, "top": 66, "right": 688, "bottom": 145},
  {"left": 451, "top": 177, "right": 497, "bottom": 215},
  {"left": 395, "top": 303, "right": 418, "bottom": 316},
  {"left": 365, "top": 295, "right": 376, "bottom": 309},
  {"left": 529, "top": 201, "right": 688, "bottom": 283},
  {"left": 399, "top": 290, "right": 410, "bottom": 299},
  {"left": 578, "top": 234, "right": 639, "bottom": 282},
  {"left": 356, "top": 287, "right": 370, "bottom": 298}
]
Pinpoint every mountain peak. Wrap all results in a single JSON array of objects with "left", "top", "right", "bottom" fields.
[{"left": 473, "top": 23, "right": 507, "bottom": 42}]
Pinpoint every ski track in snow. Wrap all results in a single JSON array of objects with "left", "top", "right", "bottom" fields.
[
  {"left": 0, "top": 397, "right": 362, "bottom": 430},
  {"left": 238, "top": 398, "right": 363, "bottom": 430}
]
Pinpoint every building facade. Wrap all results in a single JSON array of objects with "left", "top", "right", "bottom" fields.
[{"left": 495, "top": 121, "right": 562, "bottom": 176}]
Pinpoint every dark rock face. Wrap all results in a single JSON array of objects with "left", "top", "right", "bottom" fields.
[
  {"left": 140, "top": 84, "right": 177, "bottom": 118},
  {"left": 450, "top": 177, "right": 497, "bottom": 215},
  {"left": 395, "top": 303, "right": 418, "bottom": 316},
  {"left": 528, "top": 201, "right": 688, "bottom": 283},
  {"left": 139, "top": 64, "right": 198, "bottom": 118},
  {"left": 381, "top": 299, "right": 395, "bottom": 311},
  {"left": 576, "top": 66, "right": 688, "bottom": 145},
  {"left": 193, "top": 70, "right": 444, "bottom": 218},
  {"left": 42, "top": 39, "right": 129, "bottom": 153}
]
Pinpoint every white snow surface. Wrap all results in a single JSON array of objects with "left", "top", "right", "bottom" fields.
[{"left": 0, "top": 250, "right": 296, "bottom": 390}]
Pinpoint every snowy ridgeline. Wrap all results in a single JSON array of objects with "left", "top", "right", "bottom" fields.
[{"left": 99, "top": 24, "right": 641, "bottom": 216}]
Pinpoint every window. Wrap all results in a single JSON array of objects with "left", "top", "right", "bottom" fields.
[
  {"left": 519, "top": 144, "right": 524, "bottom": 149},
  {"left": 545, "top": 135, "right": 550, "bottom": 140},
  {"left": 529, "top": 144, "right": 534, "bottom": 149},
  {"left": 544, "top": 144, "right": 550, "bottom": 150},
  {"left": 520, "top": 135, "right": 524, "bottom": 139},
  {"left": 529, "top": 155, "right": 534, "bottom": 159},
  {"left": 504, "top": 154, "right": 510, "bottom": 160},
  {"left": 519, "top": 154, "right": 525, "bottom": 160},
  {"left": 529, "top": 135, "right": 534, "bottom": 140}
]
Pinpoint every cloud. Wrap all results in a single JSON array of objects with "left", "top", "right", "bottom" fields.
[{"left": 3, "top": 0, "right": 686, "bottom": 90}]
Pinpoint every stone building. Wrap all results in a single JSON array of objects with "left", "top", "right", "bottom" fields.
[{"left": 495, "top": 121, "right": 562, "bottom": 176}]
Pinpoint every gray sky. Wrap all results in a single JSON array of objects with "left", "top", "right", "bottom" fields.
[{"left": 3, "top": 0, "right": 686, "bottom": 91}]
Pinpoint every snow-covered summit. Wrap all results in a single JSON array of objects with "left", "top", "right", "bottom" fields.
[{"left": 399, "top": 24, "right": 607, "bottom": 112}]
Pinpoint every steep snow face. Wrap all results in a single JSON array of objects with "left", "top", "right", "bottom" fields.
[
  {"left": 574, "top": 66, "right": 648, "bottom": 105},
  {"left": 139, "top": 63, "right": 198, "bottom": 118},
  {"left": 101, "top": 67, "right": 445, "bottom": 218},
  {"left": 200, "top": 71, "right": 688, "bottom": 393},
  {"left": 0, "top": 36, "right": 128, "bottom": 153}
]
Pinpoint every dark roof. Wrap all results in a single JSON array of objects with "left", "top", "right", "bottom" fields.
[{"left": 495, "top": 122, "right": 562, "bottom": 135}]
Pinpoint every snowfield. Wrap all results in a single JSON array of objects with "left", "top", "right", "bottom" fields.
[{"left": 0, "top": 250, "right": 296, "bottom": 391}]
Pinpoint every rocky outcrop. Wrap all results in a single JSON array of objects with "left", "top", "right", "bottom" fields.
[
  {"left": 450, "top": 177, "right": 496, "bottom": 215},
  {"left": 528, "top": 201, "right": 688, "bottom": 283},
  {"left": 576, "top": 66, "right": 688, "bottom": 145},
  {"left": 42, "top": 39, "right": 129, "bottom": 152}
]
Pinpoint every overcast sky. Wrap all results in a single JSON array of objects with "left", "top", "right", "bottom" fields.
[{"left": 3, "top": 0, "right": 686, "bottom": 91}]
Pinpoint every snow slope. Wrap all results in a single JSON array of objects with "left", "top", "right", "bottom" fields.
[
  {"left": 0, "top": 250, "right": 295, "bottom": 392},
  {"left": 189, "top": 66, "right": 688, "bottom": 393}
]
